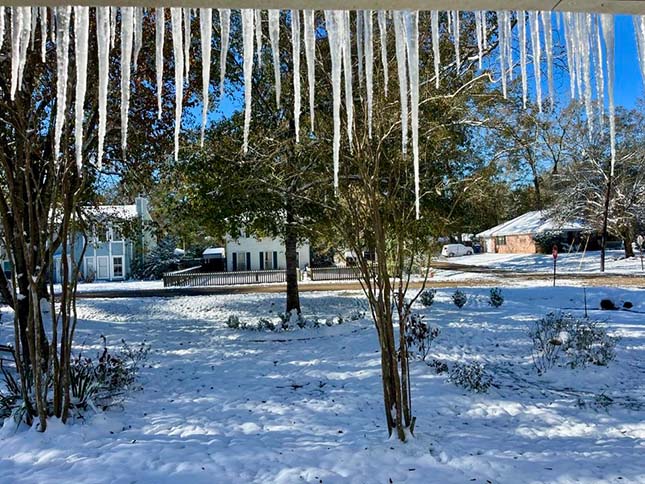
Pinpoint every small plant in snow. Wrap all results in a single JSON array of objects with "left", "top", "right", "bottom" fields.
[
  {"left": 405, "top": 313, "right": 440, "bottom": 361},
  {"left": 449, "top": 362, "right": 492, "bottom": 392},
  {"left": 256, "top": 318, "right": 276, "bottom": 331},
  {"left": 529, "top": 311, "right": 618, "bottom": 374},
  {"left": 226, "top": 315, "right": 241, "bottom": 329},
  {"left": 419, "top": 289, "right": 437, "bottom": 307},
  {"left": 426, "top": 359, "right": 449, "bottom": 374},
  {"left": 489, "top": 287, "right": 504, "bottom": 308},
  {"left": 452, "top": 290, "right": 467, "bottom": 308}
]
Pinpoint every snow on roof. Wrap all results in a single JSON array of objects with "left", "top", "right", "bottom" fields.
[
  {"left": 85, "top": 204, "right": 139, "bottom": 220},
  {"left": 203, "top": 247, "right": 226, "bottom": 256},
  {"left": 477, "top": 211, "right": 588, "bottom": 238}
]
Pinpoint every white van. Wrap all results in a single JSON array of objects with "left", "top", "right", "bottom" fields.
[{"left": 441, "top": 243, "right": 473, "bottom": 257}]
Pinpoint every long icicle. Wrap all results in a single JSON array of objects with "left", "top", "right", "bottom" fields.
[
  {"left": 218, "top": 8, "right": 230, "bottom": 98},
  {"left": 519, "top": 11, "right": 528, "bottom": 108},
  {"left": 0, "top": 7, "right": 4, "bottom": 51},
  {"left": 241, "top": 8, "right": 254, "bottom": 154},
  {"left": 529, "top": 11, "right": 542, "bottom": 112},
  {"left": 303, "top": 9, "right": 316, "bottom": 132},
  {"left": 364, "top": 10, "right": 374, "bottom": 138},
  {"left": 431, "top": 10, "right": 440, "bottom": 89},
  {"left": 404, "top": 11, "right": 420, "bottom": 219},
  {"left": 11, "top": 7, "right": 23, "bottom": 100},
  {"left": 496, "top": 11, "right": 507, "bottom": 98},
  {"left": 170, "top": 8, "right": 183, "bottom": 161},
  {"left": 255, "top": 9, "right": 262, "bottom": 65},
  {"left": 39, "top": 6, "right": 46, "bottom": 61},
  {"left": 156, "top": 8, "right": 165, "bottom": 120},
  {"left": 324, "top": 10, "right": 342, "bottom": 191},
  {"left": 268, "top": 9, "right": 281, "bottom": 108},
  {"left": 541, "top": 11, "right": 554, "bottom": 108},
  {"left": 601, "top": 14, "right": 616, "bottom": 174},
  {"left": 634, "top": 16, "right": 645, "bottom": 88},
  {"left": 54, "top": 6, "right": 71, "bottom": 159},
  {"left": 200, "top": 8, "right": 212, "bottom": 146},
  {"left": 341, "top": 10, "right": 353, "bottom": 150},
  {"left": 356, "top": 10, "right": 364, "bottom": 88},
  {"left": 183, "top": 8, "right": 191, "bottom": 79},
  {"left": 475, "top": 10, "right": 483, "bottom": 69},
  {"left": 452, "top": 10, "right": 460, "bottom": 73},
  {"left": 377, "top": 10, "right": 388, "bottom": 96},
  {"left": 73, "top": 6, "right": 89, "bottom": 171},
  {"left": 120, "top": 6, "right": 134, "bottom": 153},
  {"left": 133, "top": 7, "right": 143, "bottom": 70},
  {"left": 393, "top": 10, "right": 408, "bottom": 157},
  {"left": 96, "top": 6, "right": 109, "bottom": 169},
  {"left": 291, "top": 9, "right": 301, "bottom": 143}
]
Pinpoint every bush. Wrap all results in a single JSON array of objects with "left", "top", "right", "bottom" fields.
[
  {"left": 534, "top": 230, "right": 566, "bottom": 253},
  {"left": 529, "top": 311, "right": 618, "bottom": 374},
  {"left": 489, "top": 287, "right": 504, "bottom": 308},
  {"left": 452, "top": 290, "right": 467, "bottom": 308},
  {"left": 419, "top": 289, "right": 437, "bottom": 308},
  {"left": 226, "top": 315, "right": 241, "bottom": 329},
  {"left": 426, "top": 359, "right": 449, "bottom": 374},
  {"left": 405, "top": 313, "right": 440, "bottom": 360},
  {"left": 449, "top": 362, "right": 492, "bottom": 392}
]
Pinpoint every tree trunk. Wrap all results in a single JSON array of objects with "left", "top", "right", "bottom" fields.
[
  {"left": 600, "top": 174, "right": 612, "bottom": 273},
  {"left": 284, "top": 201, "right": 301, "bottom": 315},
  {"left": 623, "top": 232, "right": 635, "bottom": 258}
]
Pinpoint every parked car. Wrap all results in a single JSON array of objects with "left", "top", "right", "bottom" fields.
[{"left": 441, "top": 243, "right": 473, "bottom": 257}]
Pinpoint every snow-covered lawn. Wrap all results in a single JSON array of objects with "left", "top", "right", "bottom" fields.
[
  {"left": 1, "top": 286, "right": 644, "bottom": 483},
  {"left": 443, "top": 249, "right": 645, "bottom": 274}
]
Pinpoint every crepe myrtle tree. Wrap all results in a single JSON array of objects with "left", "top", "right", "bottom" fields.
[{"left": 0, "top": 9, "right": 190, "bottom": 430}]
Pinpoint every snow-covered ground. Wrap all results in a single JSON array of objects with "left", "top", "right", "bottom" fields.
[
  {"left": 443, "top": 249, "right": 645, "bottom": 274},
  {"left": 1, "top": 286, "right": 644, "bottom": 483}
]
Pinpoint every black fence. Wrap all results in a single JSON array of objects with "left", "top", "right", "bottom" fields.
[
  {"left": 163, "top": 268, "right": 287, "bottom": 287},
  {"left": 309, "top": 266, "right": 361, "bottom": 281}
]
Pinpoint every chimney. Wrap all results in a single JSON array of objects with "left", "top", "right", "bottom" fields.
[{"left": 135, "top": 195, "right": 149, "bottom": 219}]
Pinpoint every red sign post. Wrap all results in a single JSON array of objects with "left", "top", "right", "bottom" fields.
[{"left": 552, "top": 245, "right": 558, "bottom": 287}]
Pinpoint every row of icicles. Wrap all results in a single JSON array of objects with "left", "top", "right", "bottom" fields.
[{"left": 2, "top": 8, "right": 645, "bottom": 218}]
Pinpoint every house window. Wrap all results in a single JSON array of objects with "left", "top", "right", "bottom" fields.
[
  {"left": 261, "top": 251, "right": 276, "bottom": 270},
  {"left": 235, "top": 252, "right": 247, "bottom": 271},
  {"left": 111, "top": 226, "right": 123, "bottom": 241},
  {"left": 495, "top": 236, "right": 507, "bottom": 246},
  {"left": 84, "top": 257, "right": 96, "bottom": 279},
  {"left": 112, "top": 256, "right": 124, "bottom": 278}
]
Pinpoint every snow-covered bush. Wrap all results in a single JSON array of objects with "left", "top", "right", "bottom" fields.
[
  {"left": 452, "top": 290, "right": 467, "bottom": 308},
  {"left": 419, "top": 289, "right": 437, "bottom": 307},
  {"left": 69, "top": 337, "right": 150, "bottom": 411},
  {"left": 489, "top": 288, "right": 504, "bottom": 308},
  {"left": 256, "top": 318, "right": 276, "bottom": 331},
  {"left": 529, "top": 312, "right": 618, "bottom": 374},
  {"left": 405, "top": 313, "right": 440, "bottom": 361},
  {"left": 449, "top": 362, "right": 492, "bottom": 392},
  {"left": 426, "top": 359, "right": 449, "bottom": 374},
  {"left": 226, "top": 315, "right": 241, "bottom": 329}
]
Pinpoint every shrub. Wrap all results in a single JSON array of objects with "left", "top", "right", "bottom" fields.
[
  {"left": 449, "top": 362, "right": 492, "bottom": 392},
  {"left": 534, "top": 230, "right": 566, "bottom": 253},
  {"left": 452, "top": 290, "right": 467, "bottom": 308},
  {"left": 226, "top": 315, "right": 241, "bottom": 329},
  {"left": 419, "top": 289, "right": 437, "bottom": 308},
  {"left": 529, "top": 311, "right": 618, "bottom": 374},
  {"left": 489, "top": 287, "right": 504, "bottom": 308},
  {"left": 256, "top": 318, "right": 276, "bottom": 331},
  {"left": 426, "top": 359, "right": 449, "bottom": 374},
  {"left": 405, "top": 313, "right": 440, "bottom": 360}
]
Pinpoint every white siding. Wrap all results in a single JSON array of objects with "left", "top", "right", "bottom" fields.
[{"left": 225, "top": 235, "right": 310, "bottom": 272}]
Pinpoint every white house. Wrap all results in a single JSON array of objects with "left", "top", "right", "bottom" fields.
[{"left": 224, "top": 231, "right": 310, "bottom": 272}]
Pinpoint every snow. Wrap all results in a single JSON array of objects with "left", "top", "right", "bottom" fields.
[
  {"left": 1, "top": 285, "right": 644, "bottom": 483},
  {"left": 477, "top": 210, "right": 587, "bottom": 238},
  {"left": 442, "top": 249, "right": 645, "bottom": 275}
]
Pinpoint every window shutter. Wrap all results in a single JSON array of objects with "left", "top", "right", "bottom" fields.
[
  {"left": 246, "top": 252, "right": 252, "bottom": 271},
  {"left": 273, "top": 251, "right": 278, "bottom": 270},
  {"left": 232, "top": 252, "right": 237, "bottom": 271},
  {"left": 259, "top": 251, "right": 264, "bottom": 270}
]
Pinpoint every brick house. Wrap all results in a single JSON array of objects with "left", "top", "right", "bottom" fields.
[{"left": 477, "top": 211, "right": 588, "bottom": 254}]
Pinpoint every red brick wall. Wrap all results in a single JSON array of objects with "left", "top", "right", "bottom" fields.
[{"left": 495, "top": 234, "right": 537, "bottom": 254}]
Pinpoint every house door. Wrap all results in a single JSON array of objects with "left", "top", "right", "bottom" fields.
[{"left": 97, "top": 256, "right": 109, "bottom": 279}]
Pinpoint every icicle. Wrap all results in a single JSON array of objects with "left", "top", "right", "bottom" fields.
[
  {"left": 218, "top": 8, "right": 230, "bottom": 98},
  {"left": 541, "top": 11, "right": 554, "bottom": 108},
  {"left": 377, "top": 10, "right": 388, "bottom": 96},
  {"left": 39, "top": 6, "right": 47, "bottom": 62},
  {"left": 156, "top": 8, "right": 165, "bottom": 120},
  {"left": 133, "top": 7, "right": 143, "bottom": 70},
  {"left": 11, "top": 7, "right": 24, "bottom": 99},
  {"left": 404, "top": 11, "right": 420, "bottom": 220},
  {"left": 593, "top": 15, "right": 605, "bottom": 125},
  {"left": 255, "top": 9, "right": 262, "bottom": 65},
  {"left": 97, "top": 6, "right": 109, "bottom": 169},
  {"left": 340, "top": 11, "right": 353, "bottom": 149},
  {"left": 170, "top": 8, "right": 183, "bottom": 161},
  {"left": 120, "top": 7, "right": 134, "bottom": 152},
  {"left": 601, "top": 14, "right": 616, "bottom": 173},
  {"left": 73, "top": 6, "right": 88, "bottom": 171},
  {"left": 241, "top": 8, "right": 254, "bottom": 154},
  {"left": 200, "top": 8, "right": 212, "bottom": 147},
  {"left": 51, "top": 8, "right": 56, "bottom": 43},
  {"left": 496, "top": 11, "right": 507, "bottom": 98},
  {"left": 324, "top": 10, "right": 342, "bottom": 191},
  {"left": 563, "top": 12, "right": 577, "bottom": 99},
  {"left": 356, "top": 11, "right": 364, "bottom": 88},
  {"left": 17, "top": 7, "right": 31, "bottom": 93},
  {"left": 303, "top": 9, "right": 316, "bottom": 132},
  {"left": 519, "top": 11, "right": 528, "bottom": 108},
  {"left": 291, "top": 9, "right": 301, "bottom": 143},
  {"left": 581, "top": 13, "right": 594, "bottom": 135},
  {"left": 504, "top": 11, "right": 513, "bottom": 82},
  {"left": 183, "top": 8, "right": 191, "bottom": 79},
  {"left": 30, "top": 7, "right": 36, "bottom": 50},
  {"left": 54, "top": 6, "right": 71, "bottom": 159},
  {"left": 634, "top": 16, "right": 645, "bottom": 88},
  {"left": 393, "top": 10, "right": 408, "bottom": 157},
  {"left": 364, "top": 10, "right": 374, "bottom": 138},
  {"left": 482, "top": 11, "right": 488, "bottom": 50},
  {"left": 431, "top": 10, "right": 440, "bottom": 89},
  {"left": 0, "top": 7, "right": 4, "bottom": 52},
  {"left": 529, "top": 11, "right": 542, "bottom": 112},
  {"left": 268, "top": 9, "right": 281, "bottom": 108},
  {"left": 452, "top": 11, "right": 460, "bottom": 72},
  {"left": 110, "top": 6, "right": 116, "bottom": 49},
  {"left": 475, "top": 11, "right": 483, "bottom": 69}
]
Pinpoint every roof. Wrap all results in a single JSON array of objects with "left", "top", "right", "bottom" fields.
[
  {"left": 203, "top": 247, "right": 226, "bottom": 256},
  {"left": 477, "top": 211, "right": 588, "bottom": 238},
  {"left": 86, "top": 205, "right": 139, "bottom": 220}
]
